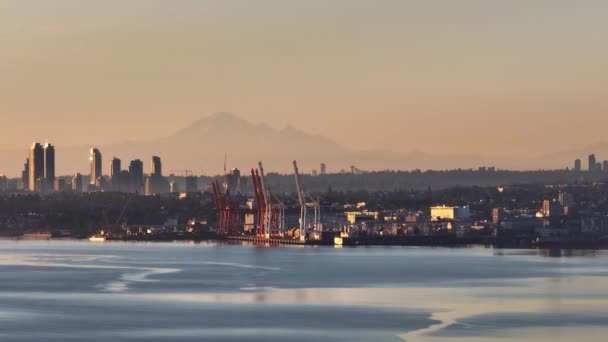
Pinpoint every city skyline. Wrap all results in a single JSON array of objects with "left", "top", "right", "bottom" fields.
[
  {"left": 17, "top": 142, "right": 178, "bottom": 194},
  {"left": 3, "top": 112, "right": 608, "bottom": 177},
  {"left": 7, "top": 137, "right": 608, "bottom": 195},
  {"left": 3, "top": 3, "right": 608, "bottom": 342},
  {"left": 2, "top": 1, "right": 608, "bottom": 162}
]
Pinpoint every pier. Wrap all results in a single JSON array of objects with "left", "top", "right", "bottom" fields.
[{"left": 226, "top": 235, "right": 306, "bottom": 245}]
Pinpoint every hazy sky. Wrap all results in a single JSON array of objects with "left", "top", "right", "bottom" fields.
[{"left": 1, "top": 0, "right": 607, "bottom": 158}]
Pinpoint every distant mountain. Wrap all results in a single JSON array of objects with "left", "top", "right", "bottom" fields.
[{"left": 0, "top": 113, "right": 488, "bottom": 177}]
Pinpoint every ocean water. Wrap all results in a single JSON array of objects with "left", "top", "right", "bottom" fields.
[{"left": 1, "top": 240, "right": 607, "bottom": 341}]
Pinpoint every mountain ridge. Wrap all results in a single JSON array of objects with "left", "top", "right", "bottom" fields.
[{"left": 3, "top": 112, "right": 579, "bottom": 177}]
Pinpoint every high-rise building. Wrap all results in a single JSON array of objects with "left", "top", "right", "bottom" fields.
[
  {"left": 110, "top": 157, "right": 121, "bottom": 191},
  {"left": 29, "top": 143, "right": 44, "bottom": 192},
  {"left": 574, "top": 159, "right": 581, "bottom": 172},
  {"left": 589, "top": 154, "right": 597, "bottom": 172},
  {"left": 129, "top": 159, "right": 144, "bottom": 193},
  {"left": 110, "top": 157, "right": 121, "bottom": 180},
  {"left": 151, "top": 156, "right": 162, "bottom": 177},
  {"left": 320, "top": 163, "right": 326, "bottom": 175},
  {"left": 145, "top": 156, "right": 169, "bottom": 195},
  {"left": 603, "top": 161, "right": 608, "bottom": 172},
  {"left": 22, "top": 159, "right": 29, "bottom": 190},
  {"left": 72, "top": 173, "right": 83, "bottom": 192},
  {"left": 90, "top": 148, "right": 102, "bottom": 184},
  {"left": 43, "top": 143, "right": 55, "bottom": 186}
]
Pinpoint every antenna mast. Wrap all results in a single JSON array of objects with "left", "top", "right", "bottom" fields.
[{"left": 223, "top": 152, "right": 227, "bottom": 174}]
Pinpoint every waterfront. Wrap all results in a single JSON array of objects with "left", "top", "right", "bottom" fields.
[{"left": 1, "top": 240, "right": 608, "bottom": 341}]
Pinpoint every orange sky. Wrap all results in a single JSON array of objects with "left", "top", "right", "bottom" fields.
[{"left": 1, "top": 1, "right": 608, "bottom": 161}]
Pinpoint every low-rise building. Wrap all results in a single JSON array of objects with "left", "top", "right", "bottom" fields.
[{"left": 430, "top": 206, "right": 471, "bottom": 221}]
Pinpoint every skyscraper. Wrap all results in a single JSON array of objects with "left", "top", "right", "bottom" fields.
[
  {"left": 151, "top": 156, "right": 162, "bottom": 177},
  {"left": 43, "top": 143, "right": 55, "bottom": 185},
  {"left": 129, "top": 159, "right": 144, "bottom": 193},
  {"left": 146, "top": 156, "right": 169, "bottom": 195},
  {"left": 320, "top": 163, "right": 327, "bottom": 175},
  {"left": 110, "top": 157, "right": 121, "bottom": 183},
  {"left": 589, "top": 154, "right": 597, "bottom": 172},
  {"left": 28, "top": 143, "right": 44, "bottom": 192},
  {"left": 109, "top": 157, "right": 122, "bottom": 192},
  {"left": 90, "top": 148, "right": 102, "bottom": 185},
  {"left": 574, "top": 159, "right": 581, "bottom": 172},
  {"left": 22, "top": 159, "right": 29, "bottom": 190},
  {"left": 110, "top": 157, "right": 121, "bottom": 179}
]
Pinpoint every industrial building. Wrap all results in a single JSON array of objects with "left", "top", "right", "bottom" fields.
[{"left": 430, "top": 206, "right": 471, "bottom": 221}]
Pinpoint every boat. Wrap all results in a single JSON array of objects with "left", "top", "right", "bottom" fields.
[{"left": 89, "top": 234, "right": 107, "bottom": 242}]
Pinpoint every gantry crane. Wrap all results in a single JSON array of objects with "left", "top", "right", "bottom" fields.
[
  {"left": 293, "top": 160, "right": 320, "bottom": 242},
  {"left": 258, "top": 161, "right": 284, "bottom": 238}
]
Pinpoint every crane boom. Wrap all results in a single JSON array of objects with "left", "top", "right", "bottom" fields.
[
  {"left": 108, "top": 193, "right": 134, "bottom": 235},
  {"left": 258, "top": 162, "right": 270, "bottom": 208},
  {"left": 258, "top": 162, "right": 271, "bottom": 238},
  {"left": 293, "top": 160, "right": 305, "bottom": 207},
  {"left": 293, "top": 160, "right": 306, "bottom": 241}
]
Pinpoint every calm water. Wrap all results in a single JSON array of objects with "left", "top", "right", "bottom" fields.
[{"left": 1, "top": 240, "right": 608, "bottom": 341}]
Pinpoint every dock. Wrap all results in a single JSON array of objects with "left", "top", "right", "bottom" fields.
[{"left": 226, "top": 235, "right": 307, "bottom": 245}]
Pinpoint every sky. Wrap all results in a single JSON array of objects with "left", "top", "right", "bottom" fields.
[{"left": 1, "top": 0, "right": 608, "bottom": 161}]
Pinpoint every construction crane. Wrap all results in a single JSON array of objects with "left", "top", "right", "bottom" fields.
[
  {"left": 251, "top": 168, "right": 266, "bottom": 238},
  {"left": 293, "top": 160, "right": 321, "bottom": 241},
  {"left": 104, "top": 193, "right": 134, "bottom": 236},
  {"left": 249, "top": 162, "right": 286, "bottom": 239},
  {"left": 269, "top": 192, "right": 286, "bottom": 238}
]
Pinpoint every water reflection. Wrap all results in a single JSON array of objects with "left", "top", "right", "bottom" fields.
[
  {"left": 1, "top": 241, "right": 608, "bottom": 341},
  {"left": 494, "top": 248, "right": 604, "bottom": 258}
]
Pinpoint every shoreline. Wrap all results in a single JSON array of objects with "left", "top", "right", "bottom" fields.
[{"left": 3, "top": 234, "right": 608, "bottom": 250}]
